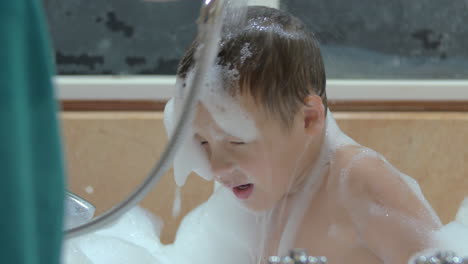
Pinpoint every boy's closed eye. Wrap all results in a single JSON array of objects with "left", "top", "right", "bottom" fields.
[
  {"left": 230, "top": 141, "right": 245, "bottom": 145},
  {"left": 200, "top": 141, "right": 246, "bottom": 145}
]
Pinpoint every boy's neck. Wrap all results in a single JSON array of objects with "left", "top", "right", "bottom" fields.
[{"left": 287, "top": 127, "right": 327, "bottom": 196}]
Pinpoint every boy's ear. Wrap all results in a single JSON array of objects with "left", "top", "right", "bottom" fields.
[{"left": 303, "top": 95, "right": 325, "bottom": 135}]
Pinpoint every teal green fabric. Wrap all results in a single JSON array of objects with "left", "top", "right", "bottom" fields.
[{"left": 0, "top": 0, "right": 65, "bottom": 263}]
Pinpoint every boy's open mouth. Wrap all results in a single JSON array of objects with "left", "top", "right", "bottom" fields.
[{"left": 232, "top": 183, "right": 254, "bottom": 200}]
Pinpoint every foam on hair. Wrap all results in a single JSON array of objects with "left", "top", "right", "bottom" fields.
[{"left": 164, "top": 64, "right": 257, "bottom": 187}]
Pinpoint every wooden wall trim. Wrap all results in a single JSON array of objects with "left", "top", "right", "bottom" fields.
[
  {"left": 61, "top": 100, "right": 166, "bottom": 111},
  {"left": 328, "top": 100, "right": 468, "bottom": 112},
  {"left": 61, "top": 100, "right": 468, "bottom": 112}
]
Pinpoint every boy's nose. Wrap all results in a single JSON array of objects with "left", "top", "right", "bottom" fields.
[{"left": 210, "top": 154, "right": 235, "bottom": 183}]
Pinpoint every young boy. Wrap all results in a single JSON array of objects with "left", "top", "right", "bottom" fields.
[{"left": 168, "top": 6, "right": 442, "bottom": 264}]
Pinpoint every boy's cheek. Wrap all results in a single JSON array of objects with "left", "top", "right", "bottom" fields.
[{"left": 249, "top": 161, "right": 271, "bottom": 180}]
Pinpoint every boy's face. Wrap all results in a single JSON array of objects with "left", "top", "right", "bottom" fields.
[{"left": 193, "top": 95, "right": 310, "bottom": 211}]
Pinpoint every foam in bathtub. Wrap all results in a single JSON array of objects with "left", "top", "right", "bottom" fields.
[
  {"left": 63, "top": 206, "right": 167, "bottom": 264},
  {"left": 63, "top": 188, "right": 264, "bottom": 264},
  {"left": 435, "top": 197, "right": 468, "bottom": 256},
  {"left": 164, "top": 187, "right": 262, "bottom": 264},
  {"left": 455, "top": 197, "right": 468, "bottom": 225},
  {"left": 409, "top": 198, "right": 468, "bottom": 263}
]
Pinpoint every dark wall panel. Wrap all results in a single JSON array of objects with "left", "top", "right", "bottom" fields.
[
  {"left": 44, "top": 1, "right": 468, "bottom": 78},
  {"left": 43, "top": 0, "right": 200, "bottom": 75},
  {"left": 282, "top": 0, "right": 468, "bottom": 78}
]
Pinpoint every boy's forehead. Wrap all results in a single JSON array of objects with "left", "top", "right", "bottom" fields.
[
  {"left": 193, "top": 99, "right": 258, "bottom": 141},
  {"left": 193, "top": 103, "right": 216, "bottom": 128},
  {"left": 196, "top": 94, "right": 260, "bottom": 121}
]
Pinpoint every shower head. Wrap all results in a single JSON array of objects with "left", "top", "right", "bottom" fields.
[{"left": 64, "top": 192, "right": 95, "bottom": 231}]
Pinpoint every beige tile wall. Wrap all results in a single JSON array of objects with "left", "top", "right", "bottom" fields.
[{"left": 61, "top": 112, "right": 468, "bottom": 244}]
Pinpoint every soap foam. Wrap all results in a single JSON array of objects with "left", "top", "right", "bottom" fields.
[
  {"left": 85, "top": 186, "right": 94, "bottom": 194},
  {"left": 164, "top": 98, "right": 213, "bottom": 186},
  {"left": 172, "top": 187, "right": 182, "bottom": 218},
  {"left": 63, "top": 206, "right": 167, "bottom": 264},
  {"left": 430, "top": 197, "right": 468, "bottom": 258},
  {"left": 455, "top": 197, "right": 468, "bottom": 225},
  {"left": 240, "top": 42, "right": 252, "bottom": 64},
  {"left": 164, "top": 64, "right": 257, "bottom": 187}
]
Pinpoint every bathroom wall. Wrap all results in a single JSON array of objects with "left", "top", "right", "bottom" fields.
[
  {"left": 62, "top": 111, "right": 468, "bottom": 244},
  {"left": 42, "top": 0, "right": 278, "bottom": 75},
  {"left": 42, "top": 0, "right": 199, "bottom": 74},
  {"left": 43, "top": 0, "right": 468, "bottom": 78},
  {"left": 282, "top": 0, "right": 468, "bottom": 79}
]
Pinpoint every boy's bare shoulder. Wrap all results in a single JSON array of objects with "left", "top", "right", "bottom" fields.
[
  {"left": 330, "top": 145, "right": 412, "bottom": 208},
  {"left": 329, "top": 145, "right": 439, "bottom": 227},
  {"left": 322, "top": 146, "right": 441, "bottom": 263}
]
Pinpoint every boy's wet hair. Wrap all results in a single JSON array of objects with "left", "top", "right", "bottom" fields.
[{"left": 178, "top": 6, "right": 327, "bottom": 128}]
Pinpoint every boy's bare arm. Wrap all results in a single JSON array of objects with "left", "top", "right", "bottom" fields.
[{"left": 339, "top": 155, "right": 442, "bottom": 264}]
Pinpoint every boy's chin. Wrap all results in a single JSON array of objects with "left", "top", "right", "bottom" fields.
[
  {"left": 238, "top": 195, "right": 278, "bottom": 213},
  {"left": 220, "top": 185, "right": 278, "bottom": 212}
]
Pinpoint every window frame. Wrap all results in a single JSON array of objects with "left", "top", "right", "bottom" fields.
[{"left": 56, "top": 76, "right": 468, "bottom": 102}]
